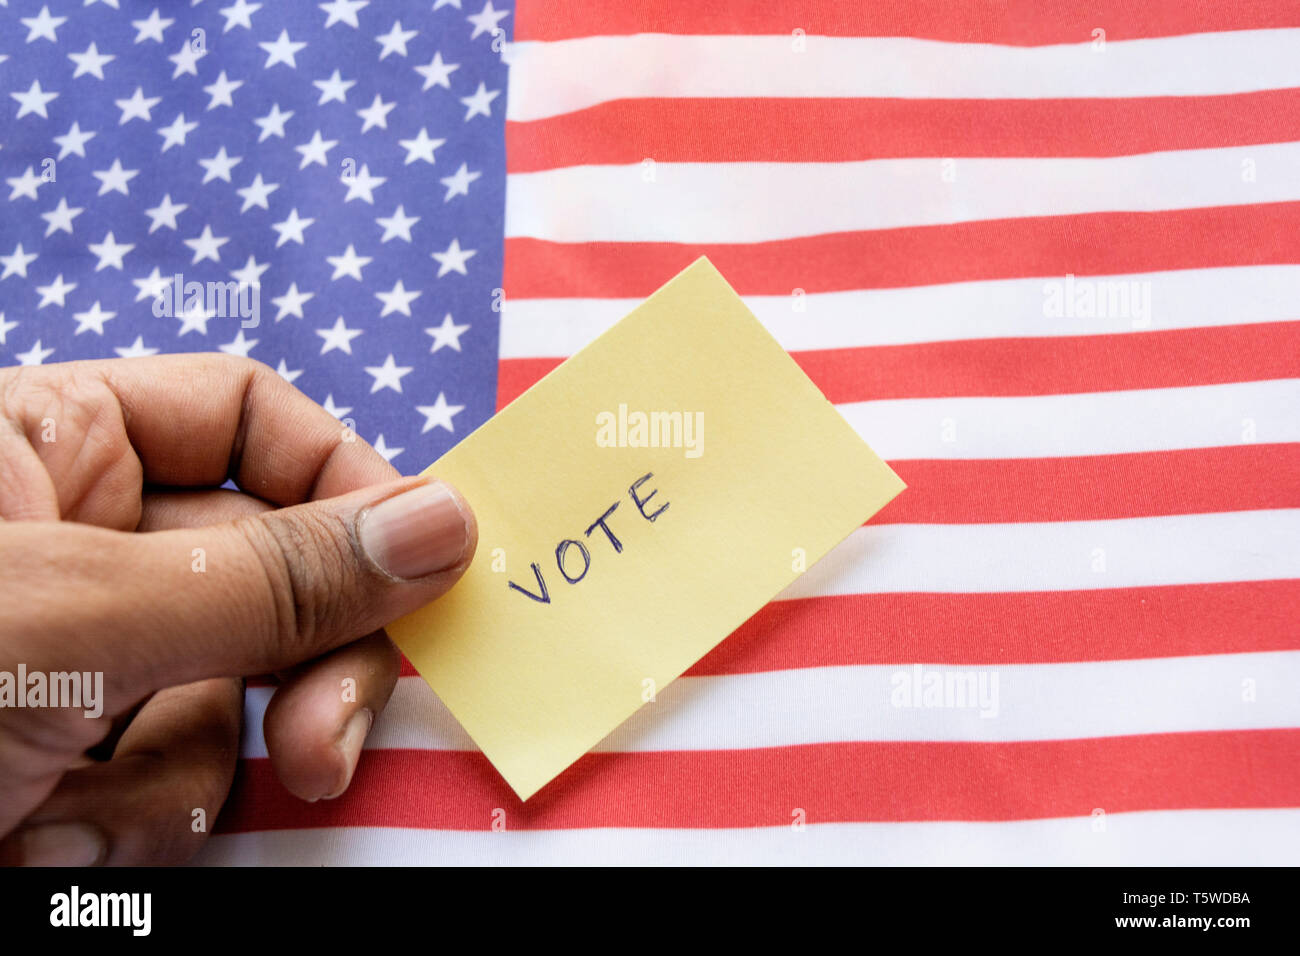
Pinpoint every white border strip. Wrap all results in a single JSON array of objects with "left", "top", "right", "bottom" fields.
[
  {"left": 498, "top": 266, "right": 1300, "bottom": 357},
  {"left": 240, "top": 651, "right": 1300, "bottom": 757},
  {"left": 839, "top": 379, "right": 1300, "bottom": 459},
  {"left": 197, "top": 809, "right": 1300, "bottom": 865},
  {"left": 506, "top": 143, "right": 1300, "bottom": 242},
  {"left": 506, "top": 30, "right": 1300, "bottom": 121}
]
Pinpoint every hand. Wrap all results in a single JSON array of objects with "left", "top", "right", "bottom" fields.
[{"left": 0, "top": 354, "right": 477, "bottom": 865}]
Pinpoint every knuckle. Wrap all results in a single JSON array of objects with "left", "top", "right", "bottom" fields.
[
  {"left": 128, "top": 762, "right": 229, "bottom": 865},
  {"left": 235, "top": 507, "right": 361, "bottom": 658}
]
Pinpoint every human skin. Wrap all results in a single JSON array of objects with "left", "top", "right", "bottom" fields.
[{"left": 0, "top": 353, "right": 477, "bottom": 865}]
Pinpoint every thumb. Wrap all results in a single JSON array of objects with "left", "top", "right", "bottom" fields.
[{"left": 3, "top": 477, "right": 475, "bottom": 709}]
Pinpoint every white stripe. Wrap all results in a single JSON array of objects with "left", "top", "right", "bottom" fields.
[
  {"left": 786, "top": 510, "right": 1300, "bottom": 597},
  {"left": 499, "top": 265, "right": 1300, "bottom": 358},
  {"left": 240, "top": 651, "right": 1300, "bottom": 757},
  {"left": 196, "top": 809, "right": 1300, "bottom": 865},
  {"left": 505, "top": 31, "right": 1300, "bottom": 121},
  {"left": 844, "top": 379, "right": 1300, "bottom": 459},
  {"left": 505, "top": 143, "right": 1300, "bottom": 242}
]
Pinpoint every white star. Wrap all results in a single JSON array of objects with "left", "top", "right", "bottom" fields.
[
  {"left": 236, "top": 173, "right": 279, "bottom": 212},
  {"left": 157, "top": 113, "right": 199, "bottom": 152},
  {"left": 218, "top": 0, "right": 262, "bottom": 31},
  {"left": 365, "top": 354, "right": 413, "bottom": 394},
  {"left": 326, "top": 244, "right": 373, "bottom": 281},
  {"left": 219, "top": 329, "right": 259, "bottom": 357},
  {"left": 271, "top": 208, "right": 315, "bottom": 247},
  {"left": 87, "top": 231, "right": 135, "bottom": 271},
  {"left": 356, "top": 94, "right": 396, "bottom": 133},
  {"left": 467, "top": 1, "right": 510, "bottom": 39},
  {"left": 375, "top": 20, "right": 417, "bottom": 59},
  {"left": 199, "top": 146, "right": 242, "bottom": 183},
  {"left": 12, "top": 80, "right": 58, "bottom": 119},
  {"left": 5, "top": 167, "right": 44, "bottom": 202},
  {"left": 21, "top": 6, "right": 67, "bottom": 44},
  {"left": 253, "top": 103, "right": 293, "bottom": 141},
  {"left": 16, "top": 339, "right": 55, "bottom": 366},
  {"left": 133, "top": 267, "right": 171, "bottom": 302},
  {"left": 371, "top": 434, "right": 402, "bottom": 462},
  {"left": 35, "top": 274, "right": 76, "bottom": 309},
  {"left": 116, "top": 87, "right": 162, "bottom": 124},
  {"left": 439, "top": 162, "right": 481, "bottom": 201},
  {"left": 84, "top": 0, "right": 121, "bottom": 9},
  {"left": 275, "top": 359, "right": 303, "bottom": 384},
  {"left": 417, "top": 393, "right": 465, "bottom": 433},
  {"left": 53, "top": 121, "right": 95, "bottom": 159},
  {"left": 399, "top": 127, "right": 445, "bottom": 165},
  {"left": 41, "top": 198, "right": 83, "bottom": 237},
  {"left": 313, "top": 69, "right": 355, "bottom": 105},
  {"left": 414, "top": 51, "right": 459, "bottom": 91},
  {"left": 341, "top": 163, "right": 386, "bottom": 204},
  {"left": 0, "top": 314, "right": 17, "bottom": 346},
  {"left": 204, "top": 71, "right": 244, "bottom": 110},
  {"left": 375, "top": 279, "right": 421, "bottom": 317},
  {"left": 92, "top": 159, "right": 140, "bottom": 197},
  {"left": 434, "top": 0, "right": 463, "bottom": 8},
  {"left": 115, "top": 336, "right": 160, "bottom": 359},
  {"left": 295, "top": 130, "right": 337, "bottom": 168},
  {"left": 425, "top": 313, "right": 469, "bottom": 352},
  {"left": 73, "top": 301, "right": 115, "bottom": 335},
  {"left": 184, "top": 225, "right": 230, "bottom": 264},
  {"left": 321, "top": 394, "right": 351, "bottom": 418},
  {"left": 320, "top": 0, "right": 368, "bottom": 28},
  {"left": 259, "top": 30, "right": 307, "bottom": 69},
  {"left": 68, "top": 42, "right": 116, "bottom": 80},
  {"left": 431, "top": 237, "right": 476, "bottom": 277},
  {"left": 316, "top": 315, "right": 362, "bottom": 354},
  {"left": 168, "top": 39, "right": 208, "bottom": 79},
  {"left": 144, "top": 193, "right": 187, "bottom": 233},
  {"left": 0, "top": 243, "right": 39, "bottom": 280},
  {"left": 271, "top": 282, "right": 314, "bottom": 321},
  {"left": 376, "top": 205, "right": 419, "bottom": 243},
  {"left": 459, "top": 82, "right": 500, "bottom": 120},
  {"left": 132, "top": 9, "right": 174, "bottom": 44},
  {"left": 230, "top": 254, "right": 269, "bottom": 288},
  {"left": 176, "top": 301, "right": 215, "bottom": 336}
]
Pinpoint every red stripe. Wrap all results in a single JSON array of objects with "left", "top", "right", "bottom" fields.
[
  {"left": 503, "top": 203, "right": 1300, "bottom": 299},
  {"left": 698, "top": 579, "right": 1300, "bottom": 673},
  {"left": 804, "top": 322, "right": 1300, "bottom": 402},
  {"left": 508, "top": 90, "right": 1300, "bottom": 171},
  {"left": 369, "top": 578, "right": 1300, "bottom": 679},
  {"left": 880, "top": 446, "right": 1300, "bottom": 524},
  {"left": 217, "top": 729, "right": 1300, "bottom": 831},
  {"left": 367, "top": 578, "right": 1300, "bottom": 680},
  {"left": 496, "top": 357, "right": 560, "bottom": 408},
  {"left": 497, "top": 322, "right": 1300, "bottom": 407},
  {"left": 515, "top": 0, "right": 1300, "bottom": 44}
]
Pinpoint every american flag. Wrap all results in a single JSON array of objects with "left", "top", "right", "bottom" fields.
[{"left": 5, "top": 1, "right": 1300, "bottom": 865}]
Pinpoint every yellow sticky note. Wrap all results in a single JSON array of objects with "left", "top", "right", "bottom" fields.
[{"left": 387, "top": 257, "right": 905, "bottom": 799}]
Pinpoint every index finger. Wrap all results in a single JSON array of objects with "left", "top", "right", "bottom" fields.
[{"left": 98, "top": 353, "right": 397, "bottom": 504}]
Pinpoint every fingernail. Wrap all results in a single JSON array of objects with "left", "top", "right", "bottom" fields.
[
  {"left": 359, "top": 481, "right": 469, "bottom": 579},
  {"left": 323, "top": 708, "right": 373, "bottom": 800},
  {"left": 13, "top": 823, "right": 106, "bottom": 866}
]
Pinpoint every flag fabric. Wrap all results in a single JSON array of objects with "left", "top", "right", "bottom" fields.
[
  {"left": 1, "top": 0, "right": 508, "bottom": 468},
  {"left": 4, "top": 1, "right": 1300, "bottom": 866}
]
